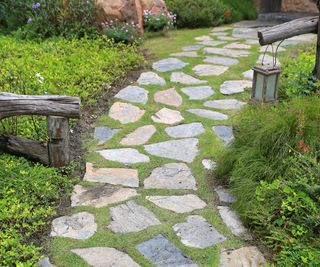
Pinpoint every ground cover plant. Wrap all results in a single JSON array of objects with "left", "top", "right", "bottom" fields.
[{"left": 0, "top": 153, "right": 75, "bottom": 266}]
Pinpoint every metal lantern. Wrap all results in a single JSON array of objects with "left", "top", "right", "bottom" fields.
[{"left": 251, "top": 66, "right": 281, "bottom": 103}]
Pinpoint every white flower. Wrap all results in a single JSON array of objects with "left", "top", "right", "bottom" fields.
[{"left": 35, "top": 72, "right": 41, "bottom": 77}]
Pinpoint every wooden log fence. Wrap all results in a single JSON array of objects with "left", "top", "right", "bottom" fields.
[{"left": 0, "top": 93, "right": 80, "bottom": 167}]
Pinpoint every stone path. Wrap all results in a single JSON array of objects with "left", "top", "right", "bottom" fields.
[{"left": 48, "top": 21, "right": 315, "bottom": 267}]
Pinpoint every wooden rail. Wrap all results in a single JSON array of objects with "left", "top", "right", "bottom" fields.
[{"left": 0, "top": 93, "right": 81, "bottom": 167}]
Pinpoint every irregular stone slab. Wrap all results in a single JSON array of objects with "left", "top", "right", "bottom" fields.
[
  {"left": 173, "top": 215, "right": 226, "bottom": 248},
  {"left": 108, "top": 200, "right": 161, "bottom": 233},
  {"left": 212, "top": 26, "right": 232, "bottom": 32},
  {"left": 37, "top": 257, "right": 54, "bottom": 267},
  {"left": 204, "top": 48, "right": 249, "bottom": 58},
  {"left": 204, "top": 56, "right": 239, "bottom": 66},
  {"left": 256, "top": 54, "right": 281, "bottom": 67},
  {"left": 151, "top": 108, "right": 184, "bottom": 124},
  {"left": 98, "top": 148, "right": 150, "bottom": 164},
  {"left": 120, "top": 125, "right": 156, "bottom": 146},
  {"left": 211, "top": 32, "right": 228, "bottom": 36},
  {"left": 144, "top": 163, "right": 197, "bottom": 190},
  {"left": 115, "top": 85, "right": 148, "bottom": 104},
  {"left": 94, "top": 127, "right": 119, "bottom": 145},
  {"left": 212, "top": 126, "right": 234, "bottom": 146},
  {"left": 242, "top": 69, "right": 253, "bottom": 80},
  {"left": 218, "top": 36, "right": 240, "bottom": 41},
  {"left": 84, "top": 163, "right": 139, "bottom": 188},
  {"left": 170, "top": 51, "right": 199, "bottom": 58},
  {"left": 182, "top": 45, "right": 203, "bottom": 51},
  {"left": 136, "top": 235, "right": 198, "bottom": 267},
  {"left": 217, "top": 206, "right": 251, "bottom": 240},
  {"left": 232, "top": 28, "right": 258, "bottom": 38},
  {"left": 220, "top": 80, "right": 252, "bottom": 95},
  {"left": 146, "top": 194, "right": 206, "bottom": 213},
  {"left": 193, "top": 64, "right": 229, "bottom": 76},
  {"left": 171, "top": 72, "right": 207, "bottom": 85},
  {"left": 72, "top": 247, "right": 140, "bottom": 267},
  {"left": 233, "top": 20, "right": 277, "bottom": 28},
  {"left": 51, "top": 212, "right": 97, "bottom": 240},
  {"left": 153, "top": 58, "right": 188, "bottom": 72},
  {"left": 144, "top": 139, "right": 199, "bottom": 163},
  {"left": 181, "top": 86, "right": 215, "bottom": 100},
  {"left": 195, "top": 35, "right": 212, "bottom": 41},
  {"left": 71, "top": 185, "right": 138, "bottom": 208},
  {"left": 215, "top": 186, "right": 236, "bottom": 205},
  {"left": 245, "top": 39, "right": 259, "bottom": 45},
  {"left": 198, "top": 40, "right": 226, "bottom": 47},
  {"left": 277, "top": 40, "right": 298, "bottom": 46},
  {"left": 218, "top": 246, "right": 266, "bottom": 267},
  {"left": 187, "top": 109, "right": 228, "bottom": 120},
  {"left": 137, "top": 72, "right": 166, "bottom": 86},
  {"left": 260, "top": 45, "right": 285, "bottom": 53},
  {"left": 109, "top": 102, "right": 145, "bottom": 124},
  {"left": 154, "top": 88, "right": 182, "bottom": 107},
  {"left": 288, "top": 33, "right": 316, "bottom": 42},
  {"left": 202, "top": 159, "right": 217, "bottom": 170},
  {"left": 204, "top": 99, "right": 246, "bottom": 110},
  {"left": 165, "top": 122, "right": 205, "bottom": 138},
  {"left": 224, "top": 43, "right": 251, "bottom": 50}
]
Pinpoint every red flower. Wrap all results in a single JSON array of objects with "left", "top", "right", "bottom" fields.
[
  {"left": 298, "top": 140, "right": 310, "bottom": 153},
  {"left": 224, "top": 11, "right": 232, "bottom": 18}
]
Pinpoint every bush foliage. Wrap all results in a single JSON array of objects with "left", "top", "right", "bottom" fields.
[{"left": 0, "top": 154, "right": 74, "bottom": 266}]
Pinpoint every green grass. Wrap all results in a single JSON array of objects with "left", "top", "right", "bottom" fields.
[{"left": 49, "top": 27, "right": 304, "bottom": 266}]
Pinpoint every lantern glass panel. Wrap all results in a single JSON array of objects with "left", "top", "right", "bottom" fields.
[
  {"left": 266, "top": 74, "right": 277, "bottom": 101},
  {"left": 255, "top": 72, "right": 264, "bottom": 101}
]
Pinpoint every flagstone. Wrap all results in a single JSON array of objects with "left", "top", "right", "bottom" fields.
[
  {"left": 51, "top": 212, "right": 97, "bottom": 240},
  {"left": 170, "top": 51, "right": 199, "bottom": 58},
  {"left": 151, "top": 108, "right": 184, "bottom": 124},
  {"left": 146, "top": 194, "right": 206, "bottom": 213},
  {"left": 165, "top": 122, "right": 205, "bottom": 138},
  {"left": 215, "top": 186, "right": 236, "bottom": 205},
  {"left": 144, "top": 163, "right": 197, "bottom": 190},
  {"left": 198, "top": 40, "right": 226, "bottom": 46},
  {"left": 84, "top": 163, "right": 139, "bottom": 187},
  {"left": 256, "top": 54, "right": 281, "bottom": 67},
  {"left": 219, "top": 80, "right": 252, "bottom": 95},
  {"left": 212, "top": 126, "right": 234, "bottom": 146},
  {"left": 37, "top": 257, "right": 54, "bottom": 267},
  {"left": 120, "top": 125, "right": 156, "bottom": 146},
  {"left": 204, "top": 47, "right": 249, "bottom": 58},
  {"left": 277, "top": 40, "right": 298, "bottom": 46},
  {"left": 171, "top": 72, "right": 207, "bottom": 85},
  {"left": 218, "top": 246, "right": 266, "bottom": 267},
  {"left": 204, "top": 99, "right": 246, "bottom": 110},
  {"left": 202, "top": 159, "right": 217, "bottom": 170},
  {"left": 218, "top": 206, "right": 252, "bottom": 240},
  {"left": 109, "top": 102, "right": 145, "bottom": 124},
  {"left": 211, "top": 32, "right": 228, "bottom": 36},
  {"left": 195, "top": 35, "right": 212, "bottom": 41},
  {"left": 71, "top": 247, "right": 140, "bottom": 267},
  {"left": 144, "top": 138, "right": 199, "bottom": 163},
  {"left": 94, "top": 126, "right": 119, "bottom": 145},
  {"left": 187, "top": 109, "right": 228, "bottom": 120},
  {"left": 115, "top": 85, "right": 148, "bottom": 104},
  {"left": 71, "top": 185, "right": 138, "bottom": 208},
  {"left": 136, "top": 235, "right": 198, "bottom": 267},
  {"left": 154, "top": 88, "right": 182, "bottom": 107},
  {"left": 98, "top": 148, "right": 150, "bottom": 164},
  {"left": 245, "top": 39, "right": 259, "bottom": 44},
  {"left": 232, "top": 27, "right": 258, "bottom": 38},
  {"left": 242, "top": 69, "right": 253, "bottom": 80},
  {"left": 204, "top": 56, "right": 239, "bottom": 66},
  {"left": 181, "top": 86, "right": 215, "bottom": 100},
  {"left": 137, "top": 72, "right": 166, "bottom": 86},
  {"left": 153, "top": 58, "right": 188, "bottom": 72},
  {"left": 182, "top": 45, "right": 203, "bottom": 51},
  {"left": 260, "top": 45, "right": 285, "bottom": 53},
  {"left": 108, "top": 201, "right": 161, "bottom": 233},
  {"left": 193, "top": 64, "right": 229, "bottom": 76},
  {"left": 212, "top": 26, "right": 232, "bottom": 32},
  {"left": 224, "top": 43, "right": 251, "bottom": 50},
  {"left": 218, "top": 36, "right": 240, "bottom": 41},
  {"left": 173, "top": 215, "right": 226, "bottom": 248}
]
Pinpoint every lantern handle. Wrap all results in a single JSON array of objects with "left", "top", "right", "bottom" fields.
[
  {"left": 274, "top": 40, "right": 284, "bottom": 67},
  {"left": 261, "top": 40, "right": 283, "bottom": 68}
]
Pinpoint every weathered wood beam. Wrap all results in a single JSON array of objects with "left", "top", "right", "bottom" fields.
[
  {"left": 0, "top": 93, "right": 81, "bottom": 119},
  {"left": 258, "top": 16, "right": 318, "bottom": 46},
  {"left": 0, "top": 134, "right": 49, "bottom": 165}
]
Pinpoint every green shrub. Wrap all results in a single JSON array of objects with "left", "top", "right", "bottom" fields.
[
  {"left": 280, "top": 47, "right": 320, "bottom": 99},
  {"left": 220, "top": 0, "right": 257, "bottom": 21},
  {"left": 0, "top": 153, "right": 74, "bottom": 266},
  {"left": 214, "top": 96, "right": 320, "bottom": 266},
  {"left": 165, "top": 0, "right": 228, "bottom": 28},
  {"left": 143, "top": 10, "right": 176, "bottom": 32}
]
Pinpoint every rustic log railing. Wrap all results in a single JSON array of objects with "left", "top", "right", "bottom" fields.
[{"left": 0, "top": 93, "right": 81, "bottom": 167}]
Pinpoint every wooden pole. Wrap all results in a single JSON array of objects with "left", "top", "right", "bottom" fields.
[
  {"left": 315, "top": 1, "right": 320, "bottom": 79},
  {"left": 47, "top": 116, "right": 70, "bottom": 167}
]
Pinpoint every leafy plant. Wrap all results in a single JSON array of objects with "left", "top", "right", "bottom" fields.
[{"left": 143, "top": 10, "right": 176, "bottom": 32}]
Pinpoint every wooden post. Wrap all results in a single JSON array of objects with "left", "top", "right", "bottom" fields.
[
  {"left": 47, "top": 116, "right": 70, "bottom": 167},
  {"left": 315, "top": 2, "right": 320, "bottom": 79}
]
